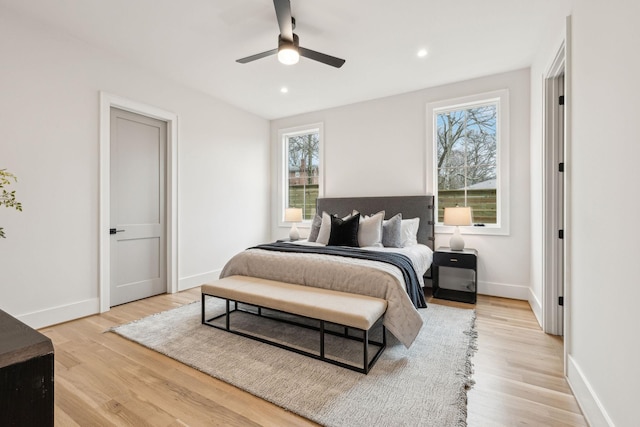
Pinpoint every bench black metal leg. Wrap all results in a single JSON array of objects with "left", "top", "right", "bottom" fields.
[
  {"left": 225, "top": 299, "right": 230, "bottom": 330},
  {"left": 364, "top": 329, "right": 369, "bottom": 373},
  {"left": 320, "top": 320, "right": 325, "bottom": 358},
  {"left": 201, "top": 294, "right": 205, "bottom": 324}
]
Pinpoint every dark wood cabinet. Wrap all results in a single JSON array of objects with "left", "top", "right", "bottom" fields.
[{"left": 0, "top": 309, "right": 54, "bottom": 426}]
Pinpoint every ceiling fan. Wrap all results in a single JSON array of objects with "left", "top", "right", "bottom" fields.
[{"left": 236, "top": 0, "right": 345, "bottom": 68}]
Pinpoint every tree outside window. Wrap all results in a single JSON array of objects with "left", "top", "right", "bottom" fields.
[
  {"left": 286, "top": 130, "right": 319, "bottom": 220},
  {"left": 436, "top": 103, "right": 497, "bottom": 224}
]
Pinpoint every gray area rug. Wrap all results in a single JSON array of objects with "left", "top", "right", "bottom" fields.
[{"left": 111, "top": 298, "right": 477, "bottom": 427}]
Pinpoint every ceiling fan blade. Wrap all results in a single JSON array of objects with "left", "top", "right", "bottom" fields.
[
  {"left": 273, "top": 0, "right": 293, "bottom": 40},
  {"left": 299, "top": 47, "right": 346, "bottom": 68},
  {"left": 236, "top": 48, "right": 278, "bottom": 64}
]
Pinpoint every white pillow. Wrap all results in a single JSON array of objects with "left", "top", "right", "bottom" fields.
[
  {"left": 357, "top": 210, "right": 385, "bottom": 247},
  {"left": 401, "top": 217, "right": 420, "bottom": 247},
  {"left": 315, "top": 212, "right": 332, "bottom": 245}
]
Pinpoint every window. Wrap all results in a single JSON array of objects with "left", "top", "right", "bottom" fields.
[
  {"left": 427, "top": 90, "right": 509, "bottom": 235},
  {"left": 437, "top": 103, "right": 497, "bottom": 223},
  {"left": 278, "top": 124, "right": 323, "bottom": 224}
]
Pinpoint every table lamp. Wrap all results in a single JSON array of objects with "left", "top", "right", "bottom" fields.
[
  {"left": 444, "top": 206, "right": 472, "bottom": 251},
  {"left": 284, "top": 208, "right": 303, "bottom": 241}
]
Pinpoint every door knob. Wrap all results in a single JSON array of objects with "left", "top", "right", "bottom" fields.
[{"left": 109, "top": 228, "right": 125, "bottom": 235}]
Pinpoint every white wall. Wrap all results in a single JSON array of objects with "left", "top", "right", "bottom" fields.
[
  {"left": 0, "top": 7, "right": 270, "bottom": 328},
  {"left": 564, "top": 1, "right": 640, "bottom": 425},
  {"left": 270, "top": 69, "right": 531, "bottom": 300}
]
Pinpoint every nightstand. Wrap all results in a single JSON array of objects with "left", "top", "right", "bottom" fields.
[{"left": 432, "top": 247, "right": 478, "bottom": 304}]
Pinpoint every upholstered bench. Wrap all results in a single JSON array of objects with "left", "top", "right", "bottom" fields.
[{"left": 201, "top": 275, "right": 388, "bottom": 374}]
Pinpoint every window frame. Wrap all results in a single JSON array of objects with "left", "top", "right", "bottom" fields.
[
  {"left": 277, "top": 123, "right": 324, "bottom": 228},
  {"left": 426, "top": 89, "right": 510, "bottom": 236}
]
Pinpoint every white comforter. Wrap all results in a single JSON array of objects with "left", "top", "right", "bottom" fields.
[{"left": 219, "top": 243, "right": 433, "bottom": 348}]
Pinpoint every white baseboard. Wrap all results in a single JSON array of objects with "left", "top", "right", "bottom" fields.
[
  {"left": 13, "top": 270, "right": 221, "bottom": 329},
  {"left": 528, "top": 288, "right": 543, "bottom": 327},
  {"left": 17, "top": 298, "right": 100, "bottom": 330},
  {"left": 179, "top": 269, "right": 222, "bottom": 291},
  {"left": 478, "top": 280, "right": 529, "bottom": 300},
  {"left": 13, "top": 275, "right": 527, "bottom": 329},
  {"left": 567, "top": 354, "right": 614, "bottom": 427},
  {"left": 423, "top": 278, "right": 529, "bottom": 301}
]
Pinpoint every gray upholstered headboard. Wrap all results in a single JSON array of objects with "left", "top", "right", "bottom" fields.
[{"left": 316, "top": 195, "right": 435, "bottom": 250}]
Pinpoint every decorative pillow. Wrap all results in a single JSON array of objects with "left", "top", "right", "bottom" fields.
[
  {"left": 328, "top": 213, "right": 360, "bottom": 247},
  {"left": 401, "top": 217, "right": 420, "bottom": 247},
  {"left": 316, "top": 212, "right": 352, "bottom": 245},
  {"left": 315, "top": 212, "right": 333, "bottom": 245},
  {"left": 357, "top": 210, "right": 385, "bottom": 247},
  {"left": 382, "top": 213, "right": 403, "bottom": 247},
  {"left": 307, "top": 214, "right": 322, "bottom": 242}
]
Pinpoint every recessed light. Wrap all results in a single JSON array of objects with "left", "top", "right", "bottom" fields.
[
  {"left": 417, "top": 49, "right": 428, "bottom": 58},
  {"left": 280, "top": 87, "right": 289, "bottom": 94}
]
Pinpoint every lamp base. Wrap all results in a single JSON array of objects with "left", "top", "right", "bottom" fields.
[
  {"left": 449, "top": 226, "right": 465, "bottom": 251},
  {"left": 289, "top": 223, "right": 300, "bottom": 241}
]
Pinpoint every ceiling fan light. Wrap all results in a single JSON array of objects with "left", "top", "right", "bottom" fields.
[
  {"left": 278, "top": 46, "right": 299, "bottom": 65},
  {"left": 277, "top": 34, "right": 300, "bottom": 65}
]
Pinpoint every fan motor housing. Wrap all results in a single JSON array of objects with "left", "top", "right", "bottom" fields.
[{"left": 278, "top": 33, "right": 299, "bottom": 50}]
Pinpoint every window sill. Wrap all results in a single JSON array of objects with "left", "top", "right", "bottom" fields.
[
  {"left": 277, "top": 222, "right": 312, "bottom": 229},
  {"left": 435, "top": 224, "right": 509, "bottom": 237}
]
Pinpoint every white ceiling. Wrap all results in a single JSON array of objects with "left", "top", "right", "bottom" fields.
[{"left": 2, "top": 0, "right": 571, "bottom": 119}]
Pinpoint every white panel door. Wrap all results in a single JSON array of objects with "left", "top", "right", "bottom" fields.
[{"left": 110, "top": 108, "right": 166, "bottom": 306}]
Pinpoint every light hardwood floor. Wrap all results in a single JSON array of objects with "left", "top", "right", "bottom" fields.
[{"left": 40, "top": 290, "right": 587, "bottom": 426}]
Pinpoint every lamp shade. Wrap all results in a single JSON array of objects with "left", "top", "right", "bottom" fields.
[
  {"left": 284, "top": 208, "right": 303, "bottom": 222},
  {"left": 443, "top": 206, "right": 472, "bottom": 226}
]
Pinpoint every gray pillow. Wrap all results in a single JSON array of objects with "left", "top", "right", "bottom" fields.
[
  {"left": 382, "top": 213, "right": 403, "bottom": 247},
  {"left": 307, "top": 214, "right": 322, "bottom": 242}
]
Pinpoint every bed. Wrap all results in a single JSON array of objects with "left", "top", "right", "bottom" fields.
[{"left": 219, "top": 195, "right": 435, "bottom": 348}]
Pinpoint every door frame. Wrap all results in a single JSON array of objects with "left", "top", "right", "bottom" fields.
[
  {"left": 542, "top": 17, "right": 572, "bottom": 351},
  {"left": 99, "top": 92, "right": 178, "bottom": 312},
  {"left": 542, "top": 43, "right": 565, "bottom": 336}
]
